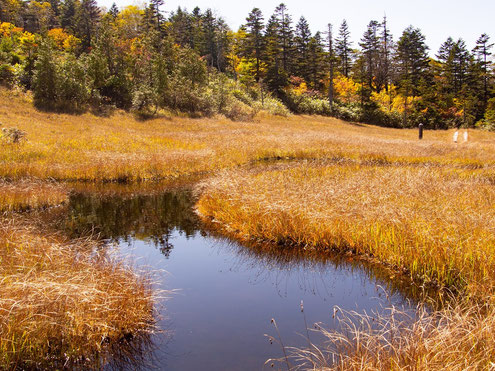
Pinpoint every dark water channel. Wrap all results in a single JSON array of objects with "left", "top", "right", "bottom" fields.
[{"left": 62, "top": 188, "right": 420, "bottom": 370}]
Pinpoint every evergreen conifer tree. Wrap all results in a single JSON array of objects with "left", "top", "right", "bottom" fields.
[{"left": 335, "top": 19, "right": 353, "bottom": 77}]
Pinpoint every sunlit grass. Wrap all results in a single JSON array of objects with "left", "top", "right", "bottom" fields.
[
  {"left": 2, "top": 87, "right": 495, "bottom": 369},
  {"left": 276, "top": 302, "right": 495, "bottom": 371},
  {"left": 2, "top": 87, "right": 495, "bottom": 182},
  {"left": 0, "top": 179, "right": 68, "bottom": 211},
  {"left": 197, "top": 161, "right": 495, "bottom": 369},
  {"left": 0, "top": 218, "right": 157, "bottom": 369},
  {"left": 197, "top": 163, "right": 495, "bottom": 298}
]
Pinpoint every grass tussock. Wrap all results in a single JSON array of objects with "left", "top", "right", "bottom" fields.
[
  {"left": 0, "top": 218, "right": 156, "bottom": 369},
  {"left": 276, "top": 302, "right": 495, "bottom": 371},
  {"left": 196, "top": 163, "right": 495, "bottom": 298}
]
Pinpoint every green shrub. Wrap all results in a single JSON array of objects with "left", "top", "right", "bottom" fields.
[
  {"left": 132, "top": 86, "right": 159, "bottom": 115},
  {"left": 32, "top": 41, "right": 58, "bottom": 109},
  {"left": 232, "top": 88, "right": 254, "bottom": 106},
  {"left": 58, "top": 55, "right": 90, "bottom": 112},
  {"left": 223, "top": 99, "right": 256, "bottom": 121},
  {"left": 254, "top": 96, "right": 290, "bottom": 117},
  {"left": 359, "top": 103, "right": 403, "bottom": 127},
  {"left": 332, "top": 102, "right": 362, "bottom": 122},
  {"left": 283, "top": 91, "right": 333, "bottom": 115},
  {"left": 298, "top": 96, "right": 332, "bottom": 115},
  {"left": 32, "top": 42, "right": 90, "bottom": 112}
]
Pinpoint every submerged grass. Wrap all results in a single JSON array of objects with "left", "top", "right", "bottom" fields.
[{"left": 0, "top": 217, "right": 157, "bottom": 369}]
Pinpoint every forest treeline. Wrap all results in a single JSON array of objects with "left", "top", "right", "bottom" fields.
[{"left": 0, "top": 0, "right": 494, "bottom": 128}]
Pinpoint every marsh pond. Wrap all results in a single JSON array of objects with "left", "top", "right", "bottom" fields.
[{"left": 56, "top": 186, "right": 420, "bottom": 370}]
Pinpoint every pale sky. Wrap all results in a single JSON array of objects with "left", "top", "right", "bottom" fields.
[{"left": 102, "top": 0, "right": 495, "bottom": 57}]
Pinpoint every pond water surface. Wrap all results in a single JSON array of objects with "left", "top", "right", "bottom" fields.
[{"left": 62, "top": 188, "right": 419, "bottom": 370}]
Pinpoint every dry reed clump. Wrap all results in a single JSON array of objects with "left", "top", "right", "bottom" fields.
[
  {"left": 0, "top": 179, "right": 68, "bottom": 211},
  {"left": 273, "top": 301, "right": 495, "bottom": 371},
  {"left": 196, "top": 163, "right": 495, "bottom": 298},
  {"left": 0, "top": 218, "right": 156, "bottom": 369}
]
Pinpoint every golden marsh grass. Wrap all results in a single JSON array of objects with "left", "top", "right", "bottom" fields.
[
  {"left": 197, "top": 163, "right": 495, "bottom": 297},
  {"left": 0, "top": 179, "right": 68, "bottom": 211},
  {"left": 2, "top": 88, "right": 495, "bottom": 182},
  {"left": 279, "top": 302, "right": 495, "bottom": 371},
  {"left": 0, "top": 217, "right": 156, "bottom": 369},
  {"left": 197, "top": 161, "right": 495, "bottom": 369},
  {"left": 3, "top": 87, "right": 495, "bottom": 368}
]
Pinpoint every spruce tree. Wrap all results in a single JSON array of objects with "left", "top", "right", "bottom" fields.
[
  {"left": 244, "top": 8, "right": 265, "bottom": 82},
  {"left": 169, "top": 7, "right": 194, "bottom": 48},
  {"left": 202, "top": 9, "right": 217, "bottom": 68},
  {"left": 188, "top": 7, "right": 204, "bottom": 54},
  {"left": 307, "top": 31, "right": 325, "bottom": 90},
  {"left": 107, "top": 3, "right": 118, "bottom": 19},
  {"left": 451, "top": 39, "right": 471, "bottom": 95},
  {"left": 274, "top": 3, "right": 293, "bottom": 73},
  {"left": 396, "top": 26, "right": 430, "bottom": 125},
  {"left": 61, "top": 0, "right": 76, "bottom": 32},
  {"left": 264, "top": 13, "right": 288, "bottom": 94},
  {"left": 335, "top": 19, "right": 353, "bottom": 77},
  {"left": 294, "top": 16, "right": 311, "bottom": 82},
  {"left": 75, "top": 0, "right": 100, "bottom": 49},
  {"left": 396, "top": 26, "right": 430, "bottom": 95},
  {"left": 473, "top": 33, "right": 494, "bottom": 106},
  {"left": 144, "top": 0, "right": 164, "bottom": 34},
  {"left": 214, "top": 17, "right": 230, "bottom": 72},
  {"left": 437, "top": 38, "right": 471, "bottom": 97},
  {"left": 435, "top": 37, "right": 456, "bottom": 107},
  {"left": 359, "top": 20, "right": 380, "bottom": 92}
]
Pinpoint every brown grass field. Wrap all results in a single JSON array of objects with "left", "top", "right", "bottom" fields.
[
  {"left": 197, "top": 163, "right": 495, "bottom": 297},
  {"left": 0, "top": 216, "right": 156, "bottom": 369},
  {"left": 2, "top": 88, "right": 495, "bottom": 183},
  {"left": 198, "top": 164, "right": 495, "bottom": 370},
  {"left": 2, "top": 86, "right": 495, "bottom": 369}
]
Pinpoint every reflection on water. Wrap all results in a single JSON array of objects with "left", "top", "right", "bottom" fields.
[
  {"left": 64, "top": 190, "right": 199, "bottom": 256},
  {"left": 60, "top": 187, "right": 422, "bottom": 370}
]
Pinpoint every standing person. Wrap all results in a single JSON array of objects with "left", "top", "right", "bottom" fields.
[{"left": 463, "top": 129, "right": 468, "bottom": 142}]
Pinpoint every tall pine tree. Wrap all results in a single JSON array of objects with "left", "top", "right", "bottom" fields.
[
  {"left": 396, "top": 26, "right": 430, "bottom": 125},
  {"left": 274, "top": 3, "right": 293, "bottom": 73},
  {"left": 244, "top": 8, "right": 265, "bottom": 82},
  {"left": 294, "top": 16, "right": 311, "bottom": 82},
  {"left": 359, "top": 20, "right": 380, "bottom": 93},
  {"left": 473, "top": 34, "right": 494, "bottom": 107},
  {"left": 335, "top": 19, "right": 353, "bottom": 77}
]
